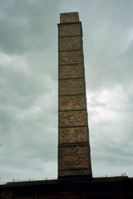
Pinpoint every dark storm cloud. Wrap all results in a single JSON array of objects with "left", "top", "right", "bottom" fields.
[
  {"left": 0, "top": 0, "right": 58, "bottom": 55},
  {"left": 0, "top": 0, "right": 59, "bottom": 183}
]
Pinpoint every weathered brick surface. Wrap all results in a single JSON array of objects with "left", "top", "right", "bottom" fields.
[
  {"left": 59, "top": 36, "right": 82, "bottom": 51},
  {"left": 59, "top": 127, "right": 88, "bottom": 143},
  {"left": 59, "top": 64, "right": 84, "bottom": 79},
  {"left": 59, "top": 146, "right": 90, "bottom": 169},
  {"left": 59, "top": 168, "right": 91, "bottom": 177},
  {"left": 58, "top": 23, "right": 82, "bottom": 37},
  {"left": 60, "top": 12, "right": 79, "bottom": 23},
  {"left": 59, "top": 79, "right": 84, "bottom": 95},
  {"left": 59, "top": 50, "right": 83, "bottom": 65},
  {"left": 59, "top": 95, "right": 86, "bottom": 111},
  {"left": 58, "top": 12, "right": 92, "bottom": 178},
  {"left": 59, "top": 110, "right": 87, "bottom": 127}
]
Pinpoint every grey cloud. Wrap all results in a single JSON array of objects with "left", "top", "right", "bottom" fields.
[
  {"left": 81, "top": 0, "right": 133, "bottom": 91},
  {"left": 0, "top": 0, "right": 133, "bottom": 183},
  {"left": 0, "top": 0, "right": 58, "bottom": 55}
]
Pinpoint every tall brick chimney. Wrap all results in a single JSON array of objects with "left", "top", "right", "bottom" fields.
[{"left": 58, "top": 12, "right": 92, "bottom": 178}]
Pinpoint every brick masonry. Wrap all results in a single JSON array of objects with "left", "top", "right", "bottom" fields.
[
  {"left": 59, "top": 36, "right": 82, "bottom": 51},
  {"left": 59, "top": 127, "right": 88, "bottom": 144},
  {"left": 60, "top": 12, "right": 79, "bottom": 23},
  {"left": 59, "top": 64, "right": 84, "bottom": 79},
  {"left": 58, "top": 23, "right": 82, "bottom": 37},
  {"left": 59, "top": 95, "right": 86, "bottom": 111},
  {"left": 59, "top": 79, "right": 85, "bottom": 95},
  {"left": 58, "top": 12, "right": 92, "bottom": 178}
]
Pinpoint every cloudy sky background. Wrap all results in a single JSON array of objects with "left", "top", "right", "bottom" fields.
[{"left": 0, "top": 0, "right": 133, "bottom": 183}]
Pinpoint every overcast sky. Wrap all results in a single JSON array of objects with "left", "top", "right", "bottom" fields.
[{"left": 0, "top": 0, "right": 133, "bottom": 184}]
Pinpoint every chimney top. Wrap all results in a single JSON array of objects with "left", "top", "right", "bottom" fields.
[{"left": 60, "top": 12, "right": 79, "bottom": 23}]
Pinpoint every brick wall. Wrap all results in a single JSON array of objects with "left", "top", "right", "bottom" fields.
[{"left": 58, "top": 12, "right": 92, "bottom": 178}]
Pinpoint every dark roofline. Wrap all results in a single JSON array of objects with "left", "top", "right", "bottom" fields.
[{"left": 0, "top": 176, "right": 131, "bottom": 188}]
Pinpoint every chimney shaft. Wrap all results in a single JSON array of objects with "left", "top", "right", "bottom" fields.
[{"left": 58, "top": 12, "right": 92, "bottom": 179}]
